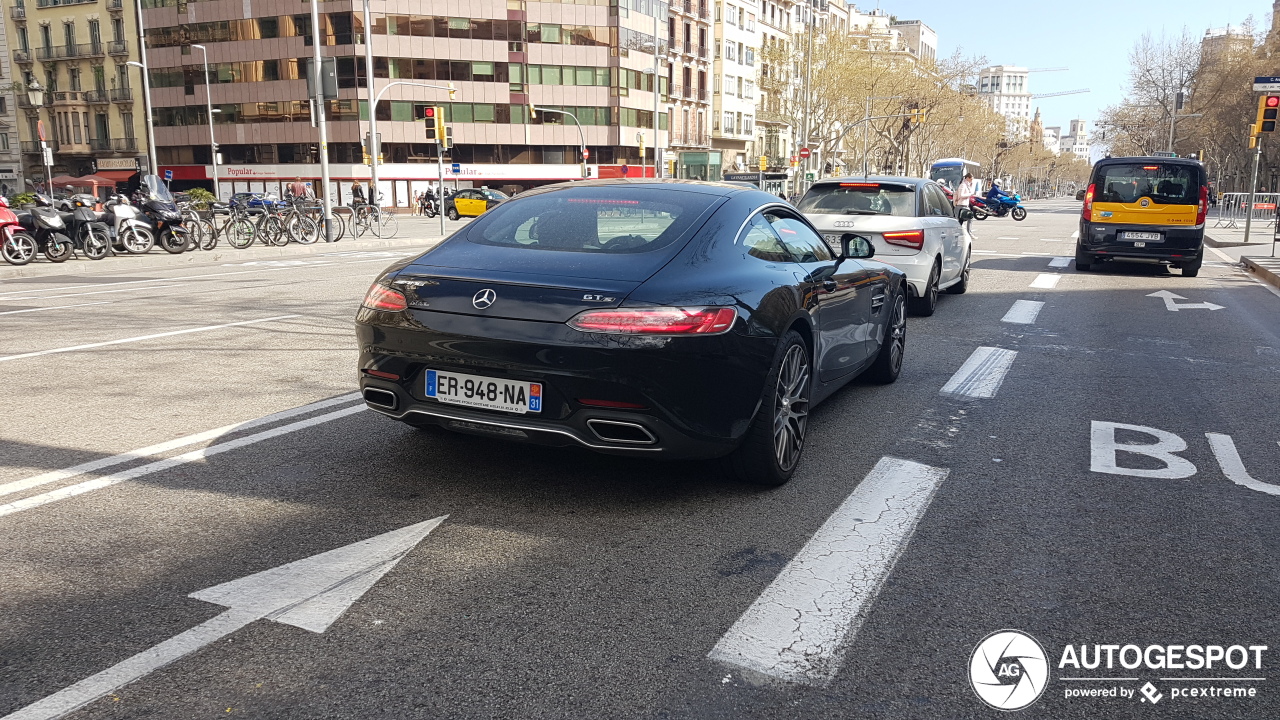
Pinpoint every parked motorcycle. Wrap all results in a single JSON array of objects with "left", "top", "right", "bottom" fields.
[
  {"left": 0, "top": 195, "right": 37, "bottom": 265},
  {"left": 64, "top": 195, "right": 111, "bottom": 260},
  {"left": 971, "top": 193, "right": 1028, "bottom": 221},
  {"left": 102, "top": 193, "right": 154, "bottom": 254},
  {"left": 134, "top": 174, "right": 189, "bottom": 253},
  {"left": 14, "top": 191, "right": 75, "bottom": 263}
]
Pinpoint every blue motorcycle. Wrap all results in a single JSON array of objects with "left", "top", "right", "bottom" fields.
[{"left": 972, "top": 192, "right": 1028, "bottom": 221}]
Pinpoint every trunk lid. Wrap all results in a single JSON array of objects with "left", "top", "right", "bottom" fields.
[
  {"left": 802, "top": 213, "right": 930, "bottom": 256},
  {"left": 394, "top": 266, "right": 637, "bottom": 323}
]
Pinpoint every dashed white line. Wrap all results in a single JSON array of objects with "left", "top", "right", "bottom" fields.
[
  {"left": 0, "top": 315, "right": 299, "bottom": 363},
  {"left": 998, "top": 236, "right": 1020, "bottom": 240},
  {"left": 0, "top": 405, "right": 367, "bottom": 518},
  {"left": 940, "top": 347, "right": 1018, "bottom": 398},
  {"left": 0, "top": 284, "right": 183, "bottom": 302},
  {"left": 1001, "top": 300, "right": 1044, "bottom": 325},
  {"left": 0, "top": 301, "right": 112, "bottom": 315},
  {"left": 972, "top": 250, "right": 998, "bottom": 255},
  {"left": 1048, "top": 257, "right": 1073, "bottom": 268},
  {"left": 1030, "top": 273, "right": 1061, "bottom": 288},
  {"left": 1040, "top": 238, "right": 1063, "bottom": 242},
  {"left": 0, "top": 393, "right": 362, "bottom": 499},
  {"left": 707, "top": 456, "right": 949, "bottom": 686}
]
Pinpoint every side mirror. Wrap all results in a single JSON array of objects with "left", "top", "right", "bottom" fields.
[
  {"left": 957, "top": 207, "right": 974, "bottom": 222},
  {"left": 840, "top": 233, "right": 874, "bottom": 259}
]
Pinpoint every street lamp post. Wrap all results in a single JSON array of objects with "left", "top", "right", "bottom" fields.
[
  {"left": 129, "top": 0, "right": 158, "bottom": 176},
  {"left": 528, "top": 105, "right": 586, "bottom": 180},
  {"left": 191, "top": 44, "right": 219, "bottom": 199},
  {"left": 26, "top": 80, "right": 51, "bottom": 193}
]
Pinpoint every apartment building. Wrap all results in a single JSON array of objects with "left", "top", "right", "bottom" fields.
[
  {"left": 1058, "top": 118, "right": 1089, "bottom": 161},
  {"left": 977, "top": 65, "right": 1032, "bottom": 137},
  {"left": 710, "top": 0, "right": 757, "bottom": 172},
  {"left": 5, "top": 0, "right": 145, "bottom": 190},
  {"left": 0, "top": 12, "right": 23, "bottom": 195},
  {"left": 752, "top": 0, "right": 791, "bottom": 171},
  {"left": 663, "top": 0, "right": 715, "bottom": 179},
  {"left": 147, "top": 0, "right": 671, "bottom": 203}
]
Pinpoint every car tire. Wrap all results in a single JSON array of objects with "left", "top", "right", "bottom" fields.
[
  {"left": 1181, "top": 250, "right": 1203, "bottom": 277},
  {"left": 866, "top": 292, "right": 906, "bottom": 384},
  {"left": 1074, "top": 246, "right": 1093, "bottom": 272},
  {"left": 908, "top": 262, "right": 939, "bottom": 316},
  {"left": 446, "top": 207, "right": 460, "bottom": 221},
  {"left": 724, "top": 330, "right": 811, "bottom": 487},
  {"left": 945, "top": 251, "right": 970, "bottom": 294}
]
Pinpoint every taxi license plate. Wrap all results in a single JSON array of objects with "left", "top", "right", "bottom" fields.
[
  {"left": 426, "top": 370, "right": 541, "bottom": 414},
  {"left": 1122, "top": 231, "right": 1161, "bottom": 242}
]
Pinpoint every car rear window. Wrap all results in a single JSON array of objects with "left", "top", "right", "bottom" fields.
[
  {"left": 797, "top": 182, "right": 917, "bottom": 216},
  {"left": 467, "top": 188, "right": 717, "bottom": 254},
  {"left": 1094, "top": 163, "right": 1199, "bottom": 204}
]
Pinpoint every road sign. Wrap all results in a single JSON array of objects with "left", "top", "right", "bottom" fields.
[
  {"left": 789, "top": 155, "right": 797, "bottom": 163},
  {"left": 799, "top": 147, "right": 812, "bottom": 159},
  {"left": 621, "top": 164, "right": 630, "bottom": 176},
  {"left": 1255, "top": 76, "right": 1280, "bottom": 91},
  {"left": 582, "top": 147, "right": 590, "bottom": 160},
  {"left": 451, "top": 163, "right": 460, "bottom": 174},
  {"left": 805, "top": 172, "right": 815, "bottom": 181},
  {"left": 7, "top": 517, "right": 447, "bottom": 718},
  {"left": 37, "top": 120, "right": 45, "bottom": 143},
  {"left": 164, "top": 169, "right": 173, "bottom": 181},
  {"left": 43, "top": 148, "right": 53, "bottom": 166}
]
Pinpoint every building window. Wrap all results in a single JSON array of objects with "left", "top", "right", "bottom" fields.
[
  {"left": 121, "top": 111, "right": 135, "bottom": 138},
  {"left": 69, "top": 68, "right": 80, "bottom": 91}
]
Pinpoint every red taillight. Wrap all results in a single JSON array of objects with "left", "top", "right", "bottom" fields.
[
  {"left": 578, "top": 398, "right": 648, "bottom": 409},
  {"left": 568, "top": 307, "right": 737, "bottom": 335},
  {"left": 362, "top": 369, "right": 400, "bottom": 380},
  {"left": 1082, "top": 183, "right": 1095, "bottom": 220},
  {"left": 880, "top": 229, "right": 925, "bottom": 249},
  {"left": 361, "top": 284, "right": 408, "bottom": 312},
  {"left": 1197, "top": 185, "right": 1208, "bottom": 225}
]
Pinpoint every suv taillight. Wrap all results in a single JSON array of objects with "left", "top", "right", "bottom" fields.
[
  {"left": 568, "top": 307, "right": 737, "bottom": 335},
  {"left": 881, "top": 229, "right": 925, "bottom": 250},
  {"left": 1082, "top": 183, "right": 1095, "bottom": 220},
  {"left": 1197, "top": 185, "right": 1208, "bottom": 226}
]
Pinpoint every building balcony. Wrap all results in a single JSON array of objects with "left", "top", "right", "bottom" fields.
[
  {"left": 112, "top": 137, "right": 136, "bottom": 152},
  {"left": 109, "top": 87, "right": 132, "bottom": 102},
  {"left": 35, "top": 0, "right": 95, "bottom": 7},
  {"left": 697, "top": 87, "right": 707, "bottom": 102},
  {"left": 51, "top": 90, "right": 87, "bottom": 105},
  {"left": 682, "top": 40, "right": 693, "bottom": 56},
  {"left": 681, "top": 0, "right": 691, "bottom": 12},
  {"left": 9, "top": 5, "right": 24, "bottom": 20},
  {"left": 20, "top": 141, "right": 41, "bottom": 153},
  {"left": 13, "top": 49, "right": 31, "bottom": 63},
  {"left": 108, "top": 40, "right": 128, "bottom": 55},
  {"left": 106, "top": 0, "right": 122, "bottom": 9},
  {"left": 39, "top": 43, "right": 105, "bottom": 59},
  {"left": 88, "top": 137, "right": 111, "bottom": 151},
  {"left": 671, "top": 83, "right": 683, "bottom": 98},
  {"left": 698, "top": 2, "right": 708, "bottom": 18},
  {"left": 697, "top": 45, "right": 707, "bottom": 59},
  {"left": 84, "top": 89, "right": 108, "bottom": 103},
  {"left": 669, "top": 131, "right": 710, "bottom": 147}
]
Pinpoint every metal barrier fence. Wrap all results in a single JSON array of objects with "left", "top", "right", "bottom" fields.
[{"left": 1212, "top": 192, "right": 1280, "bottom": 229}]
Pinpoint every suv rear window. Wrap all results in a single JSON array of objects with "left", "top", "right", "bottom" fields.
[
  {"left": 1094, "top": 163, "right": 1199, "bottom": 204},
  {"left": 797, "top": 182, "right": 917, "bottom": 216},
  {"left": 467, "top": 188, "right": 716, "bottom": 254}
]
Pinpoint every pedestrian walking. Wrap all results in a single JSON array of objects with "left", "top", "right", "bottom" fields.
[
  {"left": 954, "top": 172, "right": 975, "bottom": 234},
  {"left": 350, "top": 181, "right": 365, "bottom": 207}
]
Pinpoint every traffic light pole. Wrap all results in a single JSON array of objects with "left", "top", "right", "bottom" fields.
[
  {"left": 1244, "top": 136, "right": 1262, "bottom": 245},
  {"left": 366, "top": 81, "right": 455, "bottom": 211}
]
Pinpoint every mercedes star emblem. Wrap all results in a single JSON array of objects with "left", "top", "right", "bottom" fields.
[{"left": 472, "top": 288, "right": 497, "bottom": 309}]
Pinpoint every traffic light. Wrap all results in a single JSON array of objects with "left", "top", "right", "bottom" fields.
[
  {"left": 442, "top": 126, "right": 453, "bottom": 151},
  {"left": 908, "top": 108, "right": 927, "bottom": 124},
  {"left": 424, "top": 106, "right": 446, "bottom": 143},
  {"left": 528, "top": 103, "right": 537, "bottom": 120},
  {"left": 1255, "top": 95, "right": 1279, "bottom": 133}
]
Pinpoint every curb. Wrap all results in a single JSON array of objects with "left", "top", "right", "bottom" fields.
[
  {"left": 1242, "top": 256, "right": 1280, "bottom": 292},
  {"left": 0, "top": 233, "right": 453, "bottom": 281}
]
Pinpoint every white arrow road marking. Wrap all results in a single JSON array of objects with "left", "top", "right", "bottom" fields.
[
  {"left": 940, "top": 347, "right": 1018, "bottom": 398},
  {"left": 0, "top": 315, "right": 300, "bottom": 363},
  {"left": 1206, "top": 433, "right": 1280, "bottom": 496},
  {"left": 1030, "top": 273, "right": 1061, "bottom": 288},
  {"left": 1146, "top": 290, "right": 1225, "bottom": 311},
  {"left": 0, "top": 405, "right": 366, "bottom": 518},
  {"left": 1, "top": 517, "right": 447, "bottom": 720},
  {"left": 708, "top": 457, "right": 948, "bottom": 686},
  {"left": 1001, "top": 300, "right": 1044, "bottom": 325},
  {"left": 0, "top": 393, "right": 362, "bottom": 499},
  {"left": 1048, "top": 257, "right": 1073, "bottom": 268}
]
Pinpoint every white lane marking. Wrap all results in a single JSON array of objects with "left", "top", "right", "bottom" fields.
[
  {"left": 707, "top": 457, "right": 948, "bottom": 686},
  {"left": 1089, "top": 421, "right": 1196, "bottom": 480},
  {"left": 1021, "top": 252, "right": 1053, "bottom": 256},
  {"left": 4, "top": 517, "right": 446, "bottom": 720},
  {"left": 1241, "top": 268, "right": 1280, "bottom": 299},
  {"left": 0, "top": 393, "right": 362, "bottom": 498},
  {"left": 1030, "top": 273, "right": 1061, "bottom": 288},
  {"left": 1040, "top": 238, "right": 1063, "bottom": 242},
  {"left": 0, "top": 301, "right": 112, "bottom": 315},
  {"left": 1207, "top": 246, "right": 1234, "bottom": 263},
  {"left": 1001, "top": 300, "right": 1044, "bottom": 325},
  {"left": 0, "top": 405, "right": 366, "bottom": 518},
  {"left": 1071, "top": 231, "right": 1080, "bottom": 239},
  {"left": 940, "top": 347, "right": 1018, "bottom": 398},
  {"left": 1048, "top": 257, "right": 1072, "bottom": 268},
  {"left": 1206, "top": 433, "right": 1280, "bottom": 496},
  {"left": 0, "top": 315, "right": 299, "bottom": 363},
  {"left": 997, "top": 236, "right": 1020, "bottom": 240},
  {"left": 0, "top": 284, "right": 183, "bottom": 302},
  {"left": 972, "top": 250, "right": 998, "bottom": 255}
]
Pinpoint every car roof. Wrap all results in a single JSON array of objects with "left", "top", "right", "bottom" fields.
[
  {"left": 518, "top": 178, "right": 763, "bottom": 199},
  {"left": 1094, "top": 156, "right": 1204, "bottom": 167},
  {"left": 809, "top": 176, "right": 927, "bottom": 188}
]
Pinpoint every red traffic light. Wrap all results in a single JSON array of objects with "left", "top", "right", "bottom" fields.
[
  {"left": 424, "top": 107, "right": 436, "bottom": 118},
  {"left": 1267, "top": 96, "right": 1280, "bottom": 108}
]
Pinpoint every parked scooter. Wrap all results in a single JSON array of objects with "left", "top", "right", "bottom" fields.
[
  {"left": 14, "top": 189, "right": 75, "bottom": 263},
  {"left": 102, "top": 193, "right": 154, "bottom": 254},
  {"left": 0, "top": 195, "right": 37, "bottom": 265},
  {"left": 134, "top": 174, "right": 188, "bottom": 253},
  {"left": 63, "top": 195, "right": 111, "bottom": 260}
]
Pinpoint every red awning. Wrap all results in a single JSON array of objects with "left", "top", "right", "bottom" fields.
[
  {"left": 92, "top": 170, "right": 136, "bottom": 183},
  {"left": 51, "top": 175, "right": 80, "bottom": 186}
]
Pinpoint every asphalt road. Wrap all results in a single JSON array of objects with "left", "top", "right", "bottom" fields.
[{"left": 1, "top": 198, "right": 1278, "bottom": 719}]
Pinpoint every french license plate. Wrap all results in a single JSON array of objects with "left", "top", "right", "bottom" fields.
[
  {"left": 425, "top": 370, "right": 541, "bottom": 414},
  {"left": 1122, "top": 231, "right": 1161, "bottom": 242}
]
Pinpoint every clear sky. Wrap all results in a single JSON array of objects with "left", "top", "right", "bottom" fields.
[{"left": 887, "top": 0, "right": 1271, "bottom": 133}]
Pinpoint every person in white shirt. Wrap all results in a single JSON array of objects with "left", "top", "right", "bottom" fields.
[{"left": 954, "top": 173, "right": 975, "bottom": 234}]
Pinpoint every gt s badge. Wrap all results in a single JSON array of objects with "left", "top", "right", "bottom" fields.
[{"left": 583, "top": 294, "right": 616, "bottom": 302}]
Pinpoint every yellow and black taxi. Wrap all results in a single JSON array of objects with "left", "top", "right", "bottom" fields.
[
  {"left": 445, "top": 188, "right": 509, "bottom": 220},
  {"left": 1077, "top": 156, "right": 1208, "bottom": 276}
]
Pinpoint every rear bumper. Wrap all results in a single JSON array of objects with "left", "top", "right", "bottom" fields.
[
  {"left": 1079, "top": 221, "right": 1203, "bottom": 261},
  {"left": 871, "top": 252, "right": 933, "bottom": 296}
]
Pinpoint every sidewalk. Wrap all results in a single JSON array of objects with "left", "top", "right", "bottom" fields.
[
  {"left": 1241, "top": 255, "right": 1280, "bottom": 293},
  {"left": 0, "top": 215, "right": 468, "bottom": 281}
]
